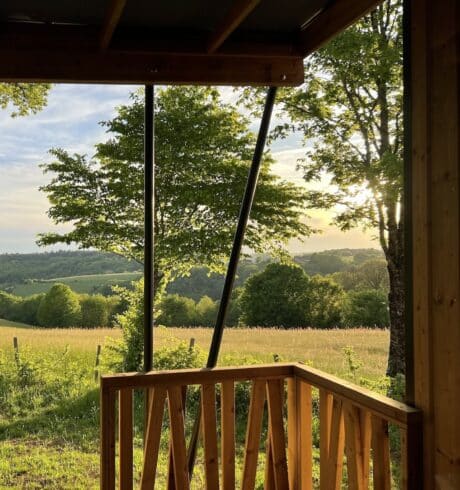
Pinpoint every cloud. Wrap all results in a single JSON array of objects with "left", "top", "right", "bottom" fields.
[{"left": 0, "top": 84, "right": 378, "bottom": 254}]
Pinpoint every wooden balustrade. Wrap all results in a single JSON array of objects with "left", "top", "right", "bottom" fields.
[{"left": 100, "top": 363, "right": 422, "bottom": 489}]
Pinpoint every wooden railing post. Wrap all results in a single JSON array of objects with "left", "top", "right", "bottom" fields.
[
  {"left": 100, "top": 382, "right": 116, "bottom": 490},
  {"left": 119, "top": 388, "right": 133, "bottom": 490},
  {"left": 401, "top": 412, "right": 423, "bottom": 490},
  {"left": 288, "top": 378, "right": 312, "bottom": 490}
]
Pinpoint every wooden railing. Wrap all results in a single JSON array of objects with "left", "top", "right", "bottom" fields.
[{"left": 100, "top": 363, "right": 422, "bottom": 489}]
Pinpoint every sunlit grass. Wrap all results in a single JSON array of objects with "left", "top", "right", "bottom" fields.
[{"left": 0, "top": 321, "right": 388, "bottom": 379}]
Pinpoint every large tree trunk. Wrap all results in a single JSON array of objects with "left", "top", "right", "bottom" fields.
[{"left": 385, "top": 242, "right": 405, "bottom": 377}]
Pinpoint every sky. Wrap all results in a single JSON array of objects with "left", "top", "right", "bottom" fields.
[{"left": 0, "top": 84, "right": 377, "bottom": 255}]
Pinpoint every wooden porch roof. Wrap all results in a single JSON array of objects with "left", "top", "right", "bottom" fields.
[{"left": 0, "top": 0, "right": 381, "bottom": 86}]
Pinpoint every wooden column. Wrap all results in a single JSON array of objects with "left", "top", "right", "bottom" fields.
[{"left": 411, "top": 0, "right": 460, "bottom": 487}]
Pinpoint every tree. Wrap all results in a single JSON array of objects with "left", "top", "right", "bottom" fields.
[
  {"left": 244, "top": 1, "right": 404, "bottom": 375},
  {"left": 240, "top": 263, "right": 310, "bottom": 327},
  {"left": 39, "top": 87, "right": 311, "bottom": 295},
  {"left": 37, "top": 284, "right": 81, "bottom": 327},
  {"left": 195, "top": 296, "right": 218, "bottom": 326},
  {"left": 0, "top": 83, "right": 51, "bottom": 117},
  {"left": 343, "top": 289, "right": 389, "bottom": 328},
  {"left": 333, "top": 259, "right": 389, "bottom": 291},
  {"left": 80, "top": 294, "right": 110, "bottom": 328},
  {"left": 306, "top": 275, "right": 344, "bottom": 328},
  {"left": 157, "top": 294, "right": 196, "bottom": 326}
]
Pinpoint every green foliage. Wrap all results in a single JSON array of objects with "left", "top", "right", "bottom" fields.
[
  {"left": 240, "top": 263, "right": 345, "bottom": 328},
  {"left": 39, "top": 86, "right": 310, "bottom": 291},
  {"left": 240, "top": 262, "right": 310, "bottom": 327},
  {"left": 37, "top": 284, "right": 81, "bottom": 328},
  {"left": 333, "top": 259, "right": 389, "bottom": 291},
  {"left": 306, "top": 275, "right": 344, "bottom": 328},
  {"left": 79, "top": 294, "right": 110, "bottom": 328},
  {"left": 106, "top": 280, "right": 145, "bottom": 372},
  {"left": 0, "top": 83, "right": 51, "bottom": 117},
  {"left": 0, "top": 250, "right": 140, "bottom": 292},
  {"left": 17, "top": 293, "right": 45, "bottom": 325},
  {"left": 0, "top": 291, "right": 44, "bottom": 326},
  {"left": 195, "top": 295, "right": 218, "bottom": 327},
  {"left": 157, "top": 294, "right": 197, "bottom": 327},
  {"left": 343, "top": 289, "right": 389, "bottom": 328}
]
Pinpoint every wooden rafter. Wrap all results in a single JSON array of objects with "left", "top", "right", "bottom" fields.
[
  {"left": 100, "top": 0, "right": 128, "bottom": 50},
  {"left": 207, "top": 0, "right": 261, "bottom": 54},
  {"left": 299, "top": 0, "right": 383, "bottom": 57}
]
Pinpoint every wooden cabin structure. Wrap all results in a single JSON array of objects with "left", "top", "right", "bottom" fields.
[{"left": 1, "top": 0, "right": 459, "bottom": 488}]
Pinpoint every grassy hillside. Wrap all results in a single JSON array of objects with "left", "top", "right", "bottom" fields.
[
  {"left": 11, "top": 271, "right": 142, "bottom": 296},
  {"left": 0, "top": 250, "right": 141, "bottom": 289}
]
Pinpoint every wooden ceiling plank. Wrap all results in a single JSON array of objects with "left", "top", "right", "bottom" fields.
[
  {"left": 207, "top": 0, "right": 261, "bottom": 54},
  {"left": 0, "top": 50, "right": 304, "bottom": 86},
  {"left": 100, "top": 0, "right": 128, "bottom": 50},
  {"left": 299, "top": 0, "right": 383, "bottom": 57}
]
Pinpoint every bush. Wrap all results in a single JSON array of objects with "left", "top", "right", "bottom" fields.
[
  {"left": 157, "top": 294, "right": 197, "bottom": 326},
  {"left": 240, "top": 262, "right": 310, "bottom": 327},
  {"left": 342, "top": 289, "right": 389, "bottom": 327},
  {"left": 0, "top": 291, "right": 21, "bottom": 321},
  {"left": 17, "top": 293, "right": 45, "bottom": 325},
  {"left": 37, "top": 283, "right": 82, "bottom": 327},
  {"left": 306, "top": 275, "right": 344, "bottom": 328},
  {"left": 80, "top": 294, "right": 110, "bottom": 327},
  {"left": 195, "top": 296, "right": 217, "bottom": 326}
]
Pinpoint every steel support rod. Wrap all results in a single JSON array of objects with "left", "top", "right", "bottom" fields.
[
  {"left": 143, "top": 84, "right": 154, "bottom": 373},
  {"left": 187, "top": 86, "right": 278, "bottom": 476}
]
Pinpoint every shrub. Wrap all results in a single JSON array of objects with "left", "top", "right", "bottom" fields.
[
  {"left": 17, "top": 293, "right": 45, "bottom": 325},
  {"left": 306, "top": 275, "right": 344, "bottom": 328},
  {"left": 342, "top": 289, "right": 389, "bottom": 327},
  {"left": 37, "top": 283, "right": 82, "bottom": 327},
  {"left": 240, "top": 262, "right": 310, "bottom": 327},
  {"left": 80, "top": 294, "right": 110, "bottom": 328},
  {"left": 0, "top": 291, "right": 21, "bottom": 320},
  {"left": 195, "top": 296, "right": 217, "bottom": 326},
  {"left": 157, "top": 294, "right": 197, "bottom": 326}
]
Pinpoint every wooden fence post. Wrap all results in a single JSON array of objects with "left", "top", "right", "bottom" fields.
[{"left": 94, "top": 345, "right": 101, "bottom": 382}]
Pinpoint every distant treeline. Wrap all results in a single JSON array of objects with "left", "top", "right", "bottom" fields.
[
  {"left": 0, "top": 251, "right": 140, "bottom": 288},
  {"left": 168, "top": 248, "right": 384, "bottom": 300}
]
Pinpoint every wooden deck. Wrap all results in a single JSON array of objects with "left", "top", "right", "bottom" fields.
[{"left": 100, "top": 363, "right": 422, "bottom": 489}]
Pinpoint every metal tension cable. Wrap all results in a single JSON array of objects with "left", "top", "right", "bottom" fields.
[{"left": 187, "top": 86, "right": 278, "bottom": 476}]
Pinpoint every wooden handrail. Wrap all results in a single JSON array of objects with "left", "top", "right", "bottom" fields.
[{"left": 100, "top": 362, "right": 422, "bottom": 490}]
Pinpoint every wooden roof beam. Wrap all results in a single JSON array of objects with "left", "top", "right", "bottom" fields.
[
  {"left": 299, "top": 0, "right": 383, "bottom": 57},
  {"left": 207, "top": 0, "right": 261, "bottom": 54},
  {"left": 100, "top": 0, "right": 128, "bottom": 50},
  {"left": 0, "top": 49, "right": 304, "bottom": 86}
]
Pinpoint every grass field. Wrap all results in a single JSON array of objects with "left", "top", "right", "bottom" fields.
[
  {"left": 11, "top": 272, "right": 142, "bottom": 296},
  {"left": 0, "top": 320, "right": 390, "bottom": 488}
]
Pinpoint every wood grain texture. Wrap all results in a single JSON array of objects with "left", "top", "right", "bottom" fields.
[
  {"left": 118, "top": 388, "right": 133, "bottom": 490},
  {"left": 140, "top": 387, "right": 166, "bottom": 489},
  {"left": 266, "top": 380, "right": 289, "bottom": 489},
  {"left": 241, "top": 379, "right": 266, "bottom": 490},
  {"left": 207, "top": 0, "right": 261, "bottom": 53},
  {"left": 371, "top": 416, "right": 391, "bottom": 490},
  {"left": 201, "top": 384, "right": 219, "bottom": 490},
  {"left": 100, "top": 386, "right": 116, "bottom": 490},
  {"left": 221, "top": 381, "right": 235, "bottom": 490},
  {"left": 167, "top": 386, "right": 190, "bottom": 490}
]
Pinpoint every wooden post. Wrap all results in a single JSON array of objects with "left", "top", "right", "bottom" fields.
[
  {"left": 13, "top": 337, "right": 19, "bottom": 367},
  {"left": 188, "top": 338, "right": 195, "bottom": 352},
  {"left": 410, "top": 0, "right": 460, "bottom": 487},
  {"left": 94, "top": 344, "right": 102, "bottom": 382}
]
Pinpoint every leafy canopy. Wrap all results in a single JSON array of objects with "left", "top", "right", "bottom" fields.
[
  {"left": 0, "top": 83, "right": 51, "bottom": 117},
  {"left": 39, "top": 86, "right": 311, "bottom": 282}
]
